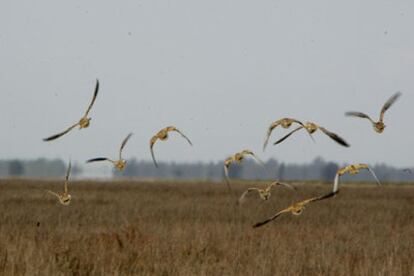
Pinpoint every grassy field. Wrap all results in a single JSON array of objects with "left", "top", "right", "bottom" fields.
[{"left": 0, "top": 179, "right": 413, "bottom": 275}]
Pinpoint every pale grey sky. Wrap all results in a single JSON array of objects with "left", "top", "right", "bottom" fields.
[{"left": 1, "top": 0, "right": 413, "bottom": 168}]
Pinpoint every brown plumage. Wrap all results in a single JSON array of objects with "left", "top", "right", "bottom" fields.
[
  {"left": 150, "top": 126, "right": 192, "bottom": 168},
  {"left": 86, "top": 133, "right": 133, "bottom": 171},
  {"left": 253, "top": 191, "right": 337, "bottom": 228},
  {"left": 224, "top": 150, "right": 265, "bottom": 190},
  {"left": 263, "top": 118, "right": 307, "bottom": 151},
  {"left": 273, "top": 122, "right": 350, "bottom": 147},
  {"left": 333, "top": 163, "right": 381, "bottom": 193},
  {"left": 43, "top": 80, "right": 99, "bottom": 141},
  {"left": 45, "top": 161, "right": 72, "bottom": 205},
  {"left": 238, "top": 181, "right": 296, "bottom": 205},
  {"left": 345, "top": 92, "right": 401, "bottom": 133}
]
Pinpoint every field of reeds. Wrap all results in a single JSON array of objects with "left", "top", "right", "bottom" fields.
[{"left": 0, "top": 179, "right": 413, "bottom": 275}]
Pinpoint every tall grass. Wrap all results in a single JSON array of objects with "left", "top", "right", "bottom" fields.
[{"left": 0, "top": 179, "right": 413, "bottom": 275}]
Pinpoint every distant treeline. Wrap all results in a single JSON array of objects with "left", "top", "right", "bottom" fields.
[
  {"left": 115, "top": 157, "right": 412, "bottom": 182},
  {"left": 0, "top": 157, "right": 412, "bottom": 182}
]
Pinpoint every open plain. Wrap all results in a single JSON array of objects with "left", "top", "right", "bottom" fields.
[{"left": 0, "top": 179, "right": 413, "bottom": 275}]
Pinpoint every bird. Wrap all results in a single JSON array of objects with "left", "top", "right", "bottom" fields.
[
  {"left": 224, "top": 150, "right": 265, "bottom": 189},
  {"left": 273, "top": 121, "right": 350, "bottom": 147},
  {"left": 150, "top": 126, "right": 192, "bottom": 168},
  {"left": 86, "top": 133, "right": 133, "bottom": 171},
  {"left": 263, "top": 118, "right": 309, "bottom": 151},
  {"left": 43, "top": 79, "right": 99, "bottom": 141},
  {"left": 333, "top": 163, "right": 381, "bottom": 193},
  {"left": 45, "top": 161, "right": 72, "bottom": 205},
  {"left": 238, "top": 181, "right": 297, "bottom": 205},
  {"left": 403, "top": 168, "right": 412, "bottom": 174},
  {"left": 345, "top": 92, "right": 401, "bottom": 133},
  {"left": 253, "top": 191, "right": 337, "bottom": 228}
]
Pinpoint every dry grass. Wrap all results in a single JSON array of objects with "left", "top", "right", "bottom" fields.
[{"left": 0, "top": 179, "right": 413, "bottom": 275}]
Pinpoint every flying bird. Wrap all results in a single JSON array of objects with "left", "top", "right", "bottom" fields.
[
  {"left": 150, "top": 126, "right": 192, "bottom": 168},
  {"left": 43, "top": 79, "right": 100, "bottom": 141},
  {"left": 87, "top": 133, "right": 133, "bottom": 171},
  {"left": 333, "top": 163, "right": 381, "bottom": 193},
  {"left": 45, "top": 161, "right": 72, "bottom": 205},
  {"left": 345, "top": 92, "right": 401, "bottom": 133},
  {"left": 273, "top": 122, "right": 350, "bottom": 147},
  {"left": 263, "top": 118, "right": 308, "bottom": 151},
  {"left": 224, "top": 150, "right": 265, "bottom": 189},
  {"left": 238, "top": 181, "right": 296, "bottom": 205},
  {"left": 253, "top": 191, "right": 337, "bottom": 228}
]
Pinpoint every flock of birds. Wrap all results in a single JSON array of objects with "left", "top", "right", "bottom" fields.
[{"left": 42, "top": 81, "right": 403, "bottom": 228}]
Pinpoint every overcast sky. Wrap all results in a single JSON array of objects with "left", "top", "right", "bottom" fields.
[{"left": 1, "top": 0, "right": 413, "bottom": 168}]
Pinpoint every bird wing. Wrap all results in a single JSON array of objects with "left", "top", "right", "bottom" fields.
[
  {"left": 86, "top": 157, "right": 109, "bottom": 163},
  {"left": 223, "top": 162, "right": 232, "bottom": 190},
  {"left": 238, "top": 188, "right": 259, "bottom": 205},
  {"left": 273, "top": 181, "right": 297, "bottom": 191},
  {"left": 119, "top": 133, "right": 133, "bottom": 159},
  {"left": 150, "top": 136, "right": 159, "bottom": 168},
  {"left": 366, "top": 167, "right": 381, "bottom": 186},
  {"left": 380, "top": 92, "right": 401, "bottom": 122},
  {"left": 84, "top": 79, "right": 99, "bottom": 117},
  {"left": 170, "top": 127, "right": 193, "bottom": 146},
  {"left": 332, "top": 173, "right": 340, "bottom": 193},
  {"left": 273, "top": 126, "right": 304, "bottom": 145},
  {"left": 43, "top": 122, "right": 79, "bottom": 142},
  {"left": 345, "top": 111, "right": 374, "bottom": 123},
  {"left": 253, "top": 208, "right": 291, "bottom": 228},
  {"left": 65, "top": 160, "right": 72, "bottom": 182},
  {"left": 300, "top": 191, "right": 338, "bottom": 206},
  {"left": 263, "top": 120, "right": 282, "bottom": 151},
  {"left": 242, "top": 150, "right": 265, "bottom": 167},
  {"left": 318, "top": 127, "right": 350, "bottom": 147},
  {"left": 45, "top": 190, "right": 60, "bottom": 200}
]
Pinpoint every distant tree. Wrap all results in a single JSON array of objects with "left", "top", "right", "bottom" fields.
[
  {"left": 8, "top": 160, "right": 25, "bottom": 176},
  {"left": 321, "top": 162, "right": 339, "bottom": 182},
  {"left": 278, "top": 163, "right": 285, "bottom": 180}
]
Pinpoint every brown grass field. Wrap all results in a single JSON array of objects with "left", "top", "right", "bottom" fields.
[{"left": 0, "top": 179, "right": 413, "bottom": 275}]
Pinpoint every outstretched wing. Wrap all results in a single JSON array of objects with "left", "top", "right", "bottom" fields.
[
  {"left": 253, "top": 208, "right": 291, "bottom": 228},
  {"left": 263, "top": 120, "right": 282, "bottom": 151},
  {"left": 318, "top": 127, "right": 350, "bottom": 147},
  {"left": 43, "top": 122, "right": 79, "bottom": 142},
  {"left": 366, "top": 167, "right": 381, "bottom": 186},
  {"left": 223, "top": 163, "right": 232, "bottom": 190},
  {"left": 86, "top": 157, "right": 109, "bottom": 163},
  {"left": 332, "top": 173, "right": 340, "bottom": 193},
  {"left": 170, "top": 127, "right": 193, "bottom": 146},
  {"left": 45, "top": 190, "right": 60, "bottom": 200},
  {"left": 84, "top": 79, "right": 99, "bottom": 117},
  {"left": 65, "top": 161, "right": 72, "bottom": 182},
  {"left": 119, "top": 133, "right": 133, "bottom": 159},
  {"left": 238, "top": 188, "right": 259, "bottom": 205},
  {"left": 272, "top": 181, "right": 297, "bottom": 191},
  {"left": 150, "top": 136, "right": 159, "bottom": 168},
  {"left": 345, "top": 111, "right": 374, "bottom": 123},
  {"left": 301, "top": 191, "right": 338, "bottom": 206},
  {"left": 380, "top": 92, "right": 401, "bottom": 121},
  {"left": 273, "top": 126, "right": 304, "bottom": 145},
  {"left": 246, "top": 151, "right": 266, "bottom": 167}
]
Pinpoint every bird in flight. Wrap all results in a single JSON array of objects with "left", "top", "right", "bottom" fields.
[
  {"left": 253, "top": 191, "right": 337, "bottom": 228},
  {"left": 224, "top": 150, "right": 265, "bottom": 189},
  {"left": 345, "top": 92, "right": 401, "bottom": 133},
  {"left": 45, "top": 161, "right": 72, "bottom": 205},
  {"left": 150, "top": 126, "right": 192, "bottom": 168},
  {"left": 263, "top": 118, "right": 308, "bottom": 151},
  {"left": 87, "top": 133, "right": 133, "bottom": 171},
  {"left": 43, "top": 79, "right": 100, "bottom": 141},
  {"left": 333, "top": 163, "right": 381, "bottom": 193},
  {"left": 273, "top": 122, "right": 350, "bottom": 147},
  {"left": 238, "top": 181, "right": 296, "bottom": 205}
]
